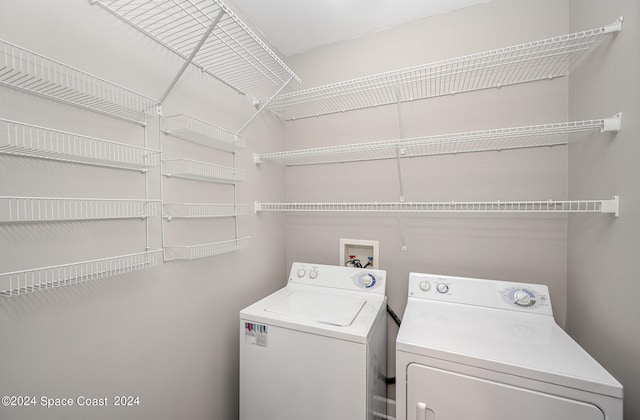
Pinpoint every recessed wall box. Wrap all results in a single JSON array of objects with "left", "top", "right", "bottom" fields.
[{"left": 340, "top": 238, "right": 380, "bottom": 269}]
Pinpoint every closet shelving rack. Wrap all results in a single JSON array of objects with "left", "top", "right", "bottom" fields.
[
  {"left": 163, "top": 203, "right": 247, "bottom": 220},
  {"left": 0, "top": 39, "right": 156, "bottom": 125},
  {"left": 258, "top": 17, "right": 623, "bottom": 121},
  {"left": 0, "top": 39, "right": 160, "bottom": 296},
  {"left": 0, "top": 118, "right": 160, "bottom": 170},
  {"left": 0, "top": 197, "right": 159, "bottom": 223},
  {"left": 159, "top": 113, "right": 250, "bottom": 260},
  {"left": 164, "top": 237, "right": 251, "bottom": 261},
  {"left": 162, "top": 114, "right": 247, "bottom": 152},
  {"left": 162, "top": 158, "right": 247, "bottom": 183},
  {"left": 255, "top": 198, "right": 620, "bottom": 217},
  {"left": 90, "top": 0, "right": 300, "bottom": 97},
  {"left": 0, "top": 249, "right": 162, "bottom": 297},
  {"left": 254, "top": 115, "right": 622, "bottom": 166}
]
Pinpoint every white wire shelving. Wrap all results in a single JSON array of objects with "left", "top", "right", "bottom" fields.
[
  {"left": 163, "top": 236, "right": 250, "bottom": 261},
  {"left": 162, "top": 158, "right": 247, "bottom": 183},
  {"left": 259, "top": 17, "right": 623, "bottom": 121},
  {"left": 91, "top": 0, "right": 300, "bottom": 97},
  {"left": 162, "top": 114, "right": 247, "bottom": 151},
  {"left": 255, "top": 197, "right": 620, "bottom": 217},
  {"left": 0, "top": 118, "right": 160, "bottom": 170},
  {"left": 0, "top": 197, "right": 159, "bottom": 223},
  {"left": 0, "top": 249, "right": 162, "bottom": 297},
  {"left": 0, "top": 39, "right": 156, "bottom": 125},
  {"left": 254, "top": 115, "right": 622, "bottom": 166},
  {"left": 162, "top": 202, "right": 247, "bottom": 220}
]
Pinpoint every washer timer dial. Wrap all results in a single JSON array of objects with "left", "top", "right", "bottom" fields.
[
  {"left": 508, "top": 288, "right": 537, "bottom": 308},
  {"left": 353, "top": 272, "right": 377, "bottom": 289}
]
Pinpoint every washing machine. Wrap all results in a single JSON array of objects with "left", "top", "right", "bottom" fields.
[
  {"left": 396, "top": 272, "right": 623, "bottom": 420},
  {"left": 240, "top": 262, "right": 387, "bottom": 420}
]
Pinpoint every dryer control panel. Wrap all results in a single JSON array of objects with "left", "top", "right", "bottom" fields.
[
  {"left": 408, "top": 272, "right": 552, "bottom": 315},
  {"left": 290, "top": 262, "right": 386, "bottom": 294}
]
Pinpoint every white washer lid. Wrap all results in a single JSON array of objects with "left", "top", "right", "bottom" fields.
[{"left": 265, "top": 290, "right": 366, "bottom": 327}]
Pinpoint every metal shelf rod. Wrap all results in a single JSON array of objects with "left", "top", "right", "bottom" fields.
[
  {"left": 254, "top": 116, "right": 621, "bottom": 166},
  {"left": 0, "top": 117, "right": 160, "bottom": 171},
  {"left": 255, "top": 197, "right": 620, "bottom": 217},
  {"left": 0, "top": 249, "right": 162, "bottom": 297},
  {"left": 162, "top": 202, "right": 247, "bottom": 220},
  {"left": 0, "top": 197, "right": 160, "bottom": 223},
  {"left": 259, "top": 17, "right": 622, "bottom": 120},
  {"left": 0, "top": 39, "right": 156, "bottom": 125},
  {"left": 163, "top": 236, "right": 250, "bottom": 261}
]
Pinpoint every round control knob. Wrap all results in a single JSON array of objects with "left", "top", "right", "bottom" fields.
[
  {"left": 297, "top": 268, "right": 306, "bottom": 278},
  {"left": 419, "top": 281, "right": 431, "bottom": 291},
  {"left": 513, "top": 290, "right": 531, "bottom": 306},
  {"left": 361, "top": 274, "right": 374, "bottom": 287},
  {"left": 309, "top": 270, "right": 318, "bottom": 279},
  {"left": 436, "top": 283, "right": 449, "bottom": 294}
]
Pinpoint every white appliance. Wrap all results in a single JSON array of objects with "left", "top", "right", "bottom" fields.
[
  {"left": 240, "top": 262, "right": 387, "bottom": 420},
  {"left": 396, "top": 272, "right": 623, "bottom": 420}
]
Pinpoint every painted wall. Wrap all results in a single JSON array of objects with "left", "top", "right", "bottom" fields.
[
  {"left": 0, "top": 1, "right": 288, "bottom": 419},
  {"left": 281, "top": 0, "right": 570, "bottom": 401},
  {"left": 568, "top": 1, "right": 640, "bottom": 418}
]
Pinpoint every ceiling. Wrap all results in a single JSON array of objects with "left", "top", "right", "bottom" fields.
[{"left": 228, "top": 0, "right": 491, "bottom": 57}]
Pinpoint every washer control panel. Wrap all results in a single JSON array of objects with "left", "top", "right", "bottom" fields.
[
  {"left": 289, "top": 262, "right": 386, "bottom": 294},
  {"left": 408, "top": 272, "right": 552, "bottom": 315}
]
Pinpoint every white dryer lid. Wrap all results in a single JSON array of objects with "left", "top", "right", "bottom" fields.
[{"left": 265, "top": 290, "right": 366, "bottom": 327}]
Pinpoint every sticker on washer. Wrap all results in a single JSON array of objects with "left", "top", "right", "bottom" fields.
[{"left": 245, "top": 322, "right": 268, "bottom": 347}]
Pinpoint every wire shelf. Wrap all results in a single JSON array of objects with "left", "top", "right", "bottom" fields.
[
  {"left": 164, "top": 236, "right": 250, "bottom": 260},
  {"left": 0, "top": 197, "right": 160, "bottom": 223},
  {"left": 163, "top": 202, "right": 247, "bottom": 219},
  {"left": 0, "top": 118, "right": 160, "bottom": 170},
  {"left": 259, "top": 17, "right": 623, "bottom": 120},
  {"left": 163, "top": 114, "right": 247, "bottom": 151},
  {"left": 162, "top": 158, "right": 247, "bottom": 183},
  {"left": 255, "top": 116, "right": 621, "bottom": 166},
  {"left": 0, "top": 249, "right": 162, "bottom": 297},
  {"left": 0, "top": 39, "right": 156, "bottom": 124},
  {"left": 92, "top": 0, "right": 300, "bottom": 96},
  {"left": 255, "top": 197, "right": 619, "bottom": 217}
]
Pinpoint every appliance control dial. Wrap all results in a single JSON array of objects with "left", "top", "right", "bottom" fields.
[
  {"left": 309, "top": 269, "right": 318, "bottom": 279},
  {"left": 353, "top": 273, "right": 377, "bottom": 289},
  {"left": 436, "top": 283, "right": 449, "bottom": 294},
  {"left": 513, "top": 290, "right": 531, "bottom": 306},
  {"left": 506, "top": 288, "right": 538, "bottom": 308},
  {"left": 419, "top": 281, "right": 431, "bottom": 291},
  {"left": 297, "top": 268, "right": 306, "bottom": 278}
]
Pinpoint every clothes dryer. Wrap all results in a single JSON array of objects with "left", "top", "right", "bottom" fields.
[{"left": 396, "top": 272, "right": 623, "bottom": 420}]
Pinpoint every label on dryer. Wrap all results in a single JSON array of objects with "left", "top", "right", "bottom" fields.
[{"left": 244, "top": 322, "right": 268, "bottom": 348}]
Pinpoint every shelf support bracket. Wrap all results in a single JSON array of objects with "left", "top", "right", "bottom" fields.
[
  {"left": 158, "top": 9, "right": 225, "bottom": 106},
  {"left": 394, "top": 85, "right": 408, "bottom": 250},
  {"left": 603, "top": 16, "right": 624, "bottom": 34},
  {"left": 602, "top": 113, "right": 622, "bottom": 133},
  {"left": 254, "top": 201, "right": 262, "bottom": 214},
  {"left": 601, "top": 196, "right": 619, "bottom": 217},
  {"left": 237, "top": 76, "right": 294, "bottom": 136}
]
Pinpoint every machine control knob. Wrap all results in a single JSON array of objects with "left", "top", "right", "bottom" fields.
[
  {"left": 436, "top": 283, "right": 449, "bottom": 294},
  {"left": 419, "top": 281, "right": 431, "bottom": 291},
  {"left": 309, "top": 270, "right": 318, "bottom": 279},
  {"left": 353, "top": 273, "right": 377, "bottom": 288},
  {"left": 297, "top": 268, "right": 306, "bottom": 278},
  {"left": 361, "top": 274, "right": 374, "bottom": 287},
  {"left": 514, "top": 290, "right": 531, "bottom": 306}
]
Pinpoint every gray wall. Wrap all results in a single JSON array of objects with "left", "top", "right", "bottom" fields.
[
  {"left": 282, "top": 0, "right": 570, "bottom": 400},
  {"left": 568, "top": 1, "right": 640, "bottom": 419},
  {"left": 0, "top": 1, "right": 288, "bottom": 419}
]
